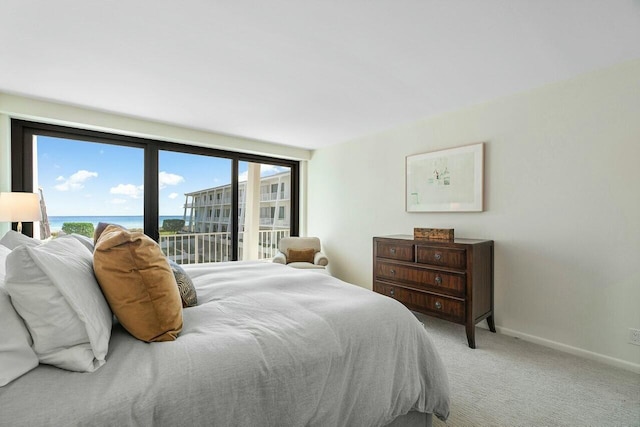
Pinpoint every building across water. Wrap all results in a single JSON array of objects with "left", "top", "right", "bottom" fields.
[
  {"left": 162, "top": 169, "right": 291, "bottom": 264},
  {"left": 182, "top": 170, "right": 290, "bottom": 233}
]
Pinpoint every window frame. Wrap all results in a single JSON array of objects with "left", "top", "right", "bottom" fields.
[{"left": 10, "top": 119, "right": 300, "bottom": 260}]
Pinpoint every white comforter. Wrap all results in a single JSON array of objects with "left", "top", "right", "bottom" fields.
[{"left": 0, "top": 261, "right": 449, "bottom": 426}]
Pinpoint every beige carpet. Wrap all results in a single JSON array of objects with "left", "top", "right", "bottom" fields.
[{"left": 412, "top": 313, "right": 640, "bottom": 427}]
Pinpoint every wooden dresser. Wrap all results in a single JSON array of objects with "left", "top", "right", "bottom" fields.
[{"left": 373, "top": 235, "right": 495, "bottom": 348}]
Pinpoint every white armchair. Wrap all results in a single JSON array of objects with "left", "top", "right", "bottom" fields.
[{"left": 272, "top": 237, "right": 329, "bottom": 270}]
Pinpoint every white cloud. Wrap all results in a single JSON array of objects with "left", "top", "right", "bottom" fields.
[
  {"left": 168, "top": 192, "right": 179, "bottom": 199},
  {"left": 54, "top": 170, "right": 98, "bottom": 191},
  {"left": 110, "top": 183, "right": 144, "bottom": 199},
  {"left": 238, "top": 165, "right": 288, "bottom": 182},
  {"left": 111, "top": 198, "right": 127, "bottom": 204},
  {"left": 260, "top": 165, "right": 287, "bottom": 177},
  {"left": 159, "top": 171, "right": 184, "bottom": 189}
]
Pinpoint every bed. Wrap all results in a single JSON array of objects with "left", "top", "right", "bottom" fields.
[{"left": 0, "top": 237, "right": 449, "bottom": 426}]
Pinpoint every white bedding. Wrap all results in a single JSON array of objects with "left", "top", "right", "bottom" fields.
[{"left": 0, "top": 261, "right": 449, "bottom": 426}]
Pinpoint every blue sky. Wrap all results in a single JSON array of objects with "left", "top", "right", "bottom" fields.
[{"left": 36, "top": 136, "right": 286, "bottom": 216}]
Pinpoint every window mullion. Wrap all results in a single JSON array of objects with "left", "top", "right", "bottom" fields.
[
  {"left": 231, "top": 158, "right": 239, "bottom": 260},
  {"left": 144, "top": 144, "right": 159, "bottom": 241}
]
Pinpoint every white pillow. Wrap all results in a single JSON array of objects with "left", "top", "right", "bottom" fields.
[
  {"left": 0, "top": 230, "right": 42, "bottom": 250},
  {"left": 58, "top": 233, "right": 94, "bottom": 253},
  {"left": 1, "top": 243, "right": 39, "bottom": 386},
  {"left": 5, "top": 238, "right": 112, "bottom": 372},
  {"left": 0, "top": 244, "right": 10, "bottom": 281},
  {"left": 0, "top": 283, "right": 39, "bottom": 386}
]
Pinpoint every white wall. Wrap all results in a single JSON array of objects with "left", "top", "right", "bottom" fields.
[
  {"left": 0, "top": 114, "right": 10, "bottom": 236},
  {"left": 0, "top": 93, "right": 311, "bottom": 161},
  {"left": 308, "top": 59, "right": 640, "bottom": 371}
]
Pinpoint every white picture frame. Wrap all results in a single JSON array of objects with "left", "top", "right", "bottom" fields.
[{"left": 406, "top": 143, "right": 484, "bottom": 212}]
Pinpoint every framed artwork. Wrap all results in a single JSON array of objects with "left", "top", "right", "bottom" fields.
[{"left": 406, "top": 142, "right": 484, "bottom": 212}]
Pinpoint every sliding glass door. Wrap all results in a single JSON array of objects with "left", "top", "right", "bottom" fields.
[
  {"left": 237, "top": 161, "right": 291, "bottom": 261},
  {"left": 158, "top": 150, "right": 232, "bottom": 264},
  {"left": 11, "top": 119, "right": 300, "bottom": 263}
]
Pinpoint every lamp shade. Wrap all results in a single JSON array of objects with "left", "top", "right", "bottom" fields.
[{"left": 0, "top": 192, "right": 42, "bottom": 222}]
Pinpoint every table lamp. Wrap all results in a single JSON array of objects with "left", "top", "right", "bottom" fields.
[{"left": 0, "top": 192, "right": 42, "bottom": 233}]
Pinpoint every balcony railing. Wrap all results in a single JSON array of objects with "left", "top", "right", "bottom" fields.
[
  {"left": 260, "top": 191, "right": 290, "bottom": 201},
  {"left": 159, "top": 229, "right": 290, "bottom": 264},
  {"left": 259, "top": 218, "right": 288, "bottom": 227}
]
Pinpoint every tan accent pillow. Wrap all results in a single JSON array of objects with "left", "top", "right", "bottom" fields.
[
  {"left": 93, "top": 225, "right": 182, "bottom": 342},
  {"left": 94, "top": 222, "right": 123, "bottom": 244},
  {"left": 287, "top": 248, "right": 316, "bottom": 264}
]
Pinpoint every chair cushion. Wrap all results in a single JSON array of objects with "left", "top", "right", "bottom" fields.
[
  {"left": 278, "top": 237, "right": 321, "bottom": 254},
  {"left": 287, "top": 248, "right": 316, "bottom": 264},
  {"left": 287, "top": 262, "right": 326, "bottom": 270}
]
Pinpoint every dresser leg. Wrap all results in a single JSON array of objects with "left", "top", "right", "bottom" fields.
[
  {"left": 487, "top": 315, "right": 496, "bottom": 333},
  {"left": 465, "top": 324, "right": 476, "bottom": 349}
]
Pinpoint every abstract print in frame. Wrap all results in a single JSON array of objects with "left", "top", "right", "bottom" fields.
[{"left": 406, "top": 142, "right": 484, "bottom": 212}]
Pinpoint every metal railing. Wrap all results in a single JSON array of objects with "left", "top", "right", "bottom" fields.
[
  {"left": 159, "top": 229, "right": 290, "bottom": 264},
  {"left": 260, "top": 191, "right": 290, "bottom": 201},
  {"left": 259, "top": 218, "right": 288, "bottom": 226}
]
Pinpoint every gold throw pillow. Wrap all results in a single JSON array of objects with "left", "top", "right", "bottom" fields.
[
  {"left": 287, "top": 248, "right": 316, "bottom": 264},
  {"left": 93, "top": 225, "right": 183, "bottom": 342}
]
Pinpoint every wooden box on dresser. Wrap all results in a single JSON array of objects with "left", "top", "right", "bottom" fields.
[{"left": 373, "top": 235, "right": 495, "bottom": 348}]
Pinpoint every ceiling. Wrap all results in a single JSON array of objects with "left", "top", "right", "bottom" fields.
[{"left": 1, "top": 1, "right": 639, "bottom": 150}]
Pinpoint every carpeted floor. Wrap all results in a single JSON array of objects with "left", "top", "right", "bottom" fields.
[{"left": 412, "top": 313, "right": 640, "bottom": 427}]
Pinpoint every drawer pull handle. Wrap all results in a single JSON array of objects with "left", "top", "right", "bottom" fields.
[
  {"left": 434, "top": 301, "right": 442, "bottom": 310},
  {"left": 435, "top": 276, "right": 442, "bottom": 285},
  {"left": 434, "top": 253, "right": 442, "bottom": 261},
  {"left": 390, "top": 248, "right": 396, "bottom": 254},
  {"left": 390, "top": 288, "right": 395, "bottom": 296}
]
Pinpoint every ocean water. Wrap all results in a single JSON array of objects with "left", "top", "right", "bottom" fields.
[{"left": 47, "top": 215, "right": 183, "bottom": 232}]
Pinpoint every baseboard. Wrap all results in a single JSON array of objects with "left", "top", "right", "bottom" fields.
[{"left": 489, "top": 324, "right": 640, "bottom": 374}]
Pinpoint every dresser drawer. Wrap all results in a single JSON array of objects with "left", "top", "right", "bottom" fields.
[
  {"left": 375, "top": 241, "right": 414, "bottom": 262},
  {"left": 374, "top": 282, "right": 465, "bottom": 323},
  {"left": 416, "top": 245, "right": 466, "bottom": 269},
  {"left": 375, "top": 261, "right": 465, "bottom": 297}
]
